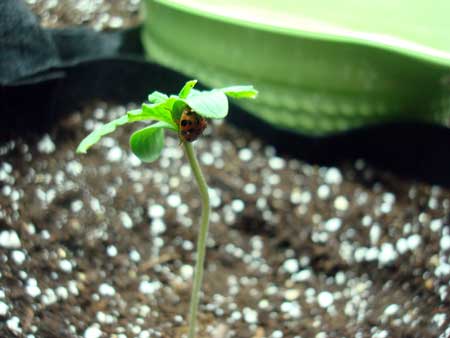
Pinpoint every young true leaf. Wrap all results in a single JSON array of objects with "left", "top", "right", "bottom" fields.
[
  {"left": 148, "top": 91, "right": 169, "bottom": 104},
  {"left": 77, "top": 82, "right": 258, "bottom": 156},
  {"left": 184, "top": 89, "right": 228, "bottom": 119},
  {"left": 76, "top": 109, "right": 142, "bottom": 154},
  {"left": 220, "top": 85, "right": 258, "bottom": 99},
  {"left": 178, "top": 80, "right": 198, "bottom": 99},
  {"left": 141, "top": 100, "right": 178, "bottom": 128},
  {"left": 171, "top": 99, "right": 188, "bottom": 123},
  {"left": 129, "top": 121, "right": 176, "bottom": 163}
]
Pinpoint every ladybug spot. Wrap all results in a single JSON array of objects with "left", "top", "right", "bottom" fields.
[
  {"left": 186, "top": 111, "right": 193, "bottom": 116},
  {"left": 181, "top": 120, "right": 188, "bottom": 126}
]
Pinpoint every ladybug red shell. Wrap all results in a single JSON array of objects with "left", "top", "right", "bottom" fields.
[{"left": 178, "top": 107, "right": 207, "bottom": 142}]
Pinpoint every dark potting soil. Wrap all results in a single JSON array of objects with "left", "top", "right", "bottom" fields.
[
  {"left": 0, "top": 1, "right": 449, "bottom": 337},
  {"left": 25, "top": 0, "right": 141, "bottom": 30},
  {"left": 0, "top": 101, "right": 449, "bottom": 338}
]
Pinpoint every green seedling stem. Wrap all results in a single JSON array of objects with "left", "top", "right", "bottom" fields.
[
  {"left": 183, "top": 142, "right": 211, "bottom": 338},
  {"left": 76, "top": 80, "right": 257, "bottom": 338}
]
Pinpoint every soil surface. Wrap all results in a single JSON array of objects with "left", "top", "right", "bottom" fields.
[
  {"left": 0, "top": 1, "right": 449, "bottom": 338},
  {"left": 25, "top": 0, "right": 141, "bottom": 30}
]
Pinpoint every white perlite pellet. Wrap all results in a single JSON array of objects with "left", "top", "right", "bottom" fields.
[{"left": 0, "top": 230, "right": 21, "bottom": 248}]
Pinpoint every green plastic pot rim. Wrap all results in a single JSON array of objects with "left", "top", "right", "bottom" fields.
[{"left": 149, "top": 0, "right": 450, "bottom": 68}]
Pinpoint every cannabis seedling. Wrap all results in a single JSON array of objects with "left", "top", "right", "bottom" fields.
[{"left": 76, "top": 80, "right": 257, "bottom": 338}]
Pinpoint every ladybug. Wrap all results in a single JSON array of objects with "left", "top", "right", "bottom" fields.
[{"left": 178, "top": 107, "right": 207, "bottom": 142}]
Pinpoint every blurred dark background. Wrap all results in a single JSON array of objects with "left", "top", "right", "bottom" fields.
[{"left": 1, "top": 0, "right": 450, "bottom": 186}]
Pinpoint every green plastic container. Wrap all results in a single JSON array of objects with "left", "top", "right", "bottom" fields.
[{"left": 142, "top": 0, "right": 450, "bottom": 136}]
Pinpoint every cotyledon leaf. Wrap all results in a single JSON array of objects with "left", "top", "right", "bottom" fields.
[
  {"left": 129, "top": 121, "right": 177, "bottom": 163},
  {"left": 219, "top": 85, "right": 258, "bottom": 99},
  {"left": 184, "top": 89, "right": 228, "bottom": 119},
  {"left": 181, "top": 85, "right": 258, "bottom": 119}
]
